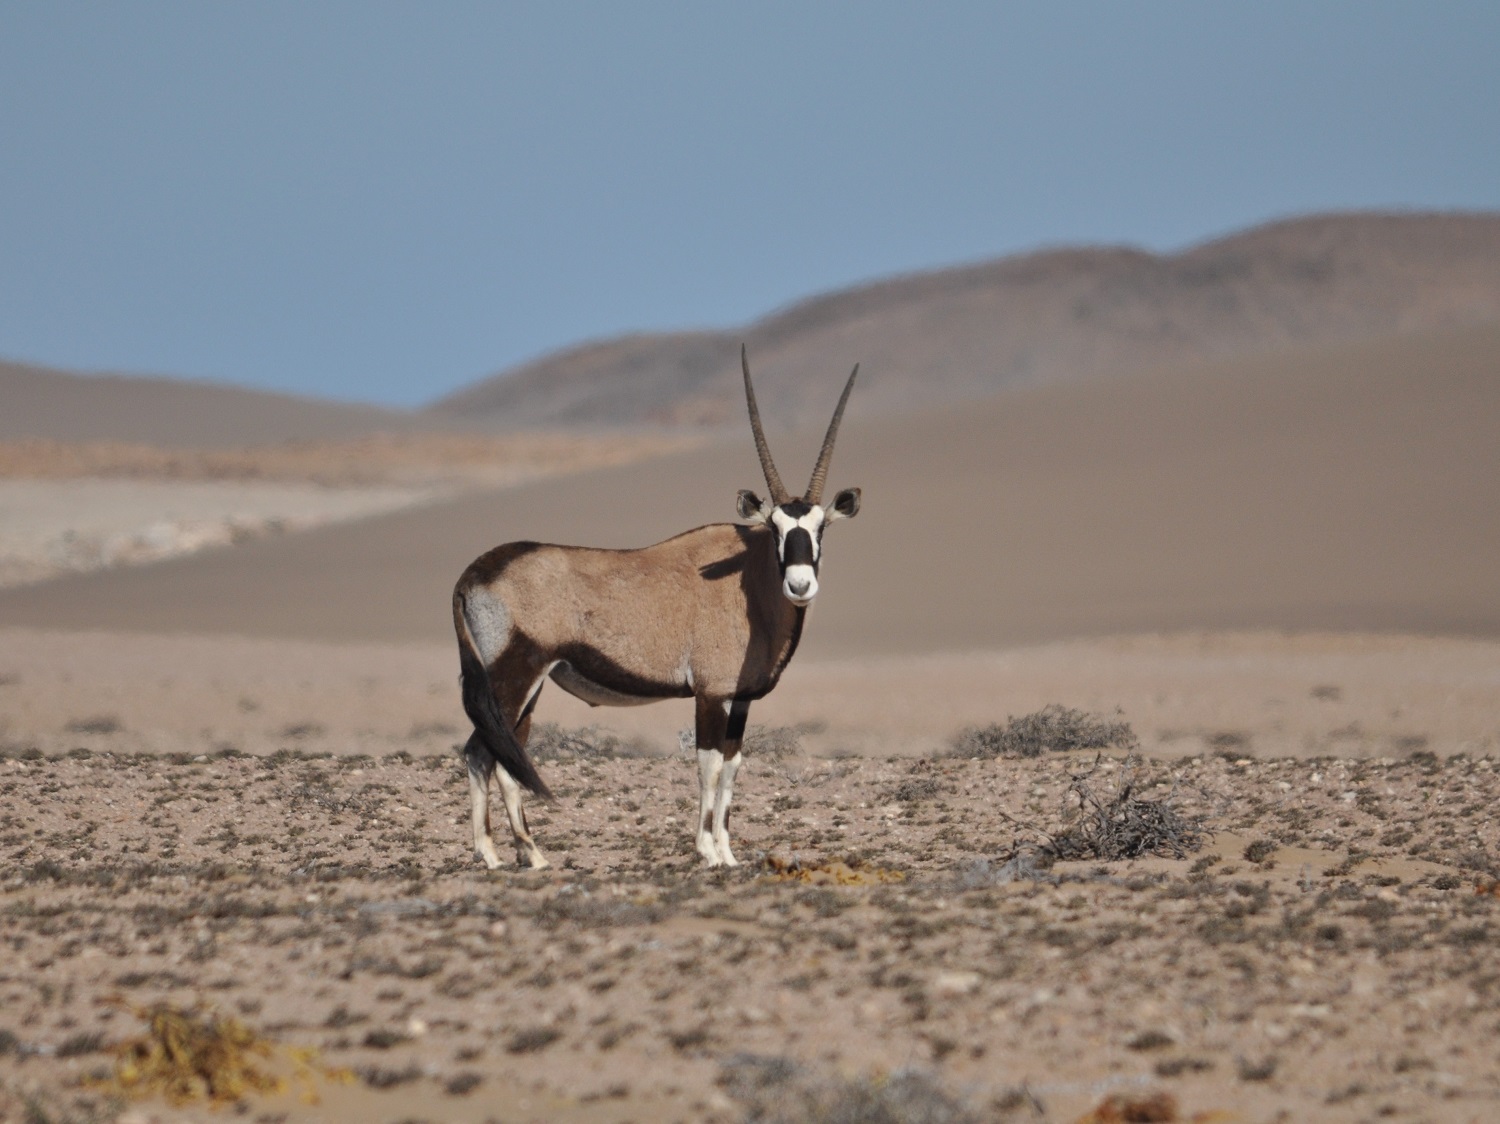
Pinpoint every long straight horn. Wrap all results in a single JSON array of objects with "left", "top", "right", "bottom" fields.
[
  {"left": 742, "top": 345, "right": 789, "bottom": 504},
  {"left": 805, "top": 363, "right": 858, "bottom": 504}
]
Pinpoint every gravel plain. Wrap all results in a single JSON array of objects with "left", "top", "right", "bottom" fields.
[{"left": 4, "top": 711, "right": 1500, "bottom": 1124}]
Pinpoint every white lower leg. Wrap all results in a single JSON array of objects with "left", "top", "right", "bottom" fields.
[
  {"left": 713, "top": 753, "right": 742, "bottom": 866},
  {"left": 495, "top": 766, "right": 549, "bottom": 870},
  {"left": 468, "top": 761, "right": 503, "bottom": 870},
  {"left": 696, "top": 748, "right": 725, "bottom": 866}
]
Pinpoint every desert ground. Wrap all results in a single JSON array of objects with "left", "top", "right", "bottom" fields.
[
  {"left": 3, "top": 304, "right": 1500, "bottom": 1121},
  {"left": 4, "top": 628, "right": 1500, "bottom": 1124}
]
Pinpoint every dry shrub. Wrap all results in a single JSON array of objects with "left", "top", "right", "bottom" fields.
[
  {"left": 1205, "top": 731, "right": 1251, "bottom": 755},
  {"left": 763, "top": 855, "right": 905, "bottom": 886},
  {"left": 65, "top": 715, "right": 122, "bottom": 735},
  {"left": 1236, "top": 1055, "right": 1278, "bottom": 1082},
  {"left": 101, "top": 1002, "right": 349, "bottom": 1106},
  {"left": 744, "top": 722, "right": 821, "bottom": 760},
  {"left": 720, "top": 1055, "right": 979, "bottom": 1124},
  {"left": 892, "top": 775, "right": 943, "bottom": 803},
  {"left": 951, "top": 852, "right": 1059, "bottom": 889},
  {"left": 528, "top": 722, "right": 654, "bottom": 761},
  {"left": 1242, "top": 839, "right": 1278, "bottom": 865},
  {"left": 673, "top": 721, "right": 819, "bottom": 759},
  {"left": 445, "top": 1072, "right": 484, "bottom": 1096},
  {"left": 358, "top": 1064, "right": 422, "bottom": 1088},
  {"left": 1046, "top": 758, "right": 1206, "bottom": 862},
  {"left": 506, "top": 1026, "right": 562, "bottom": 1054},
  {"left": 953, "top": 705, "right": 1138, "bottom": 759},
  {"left": 536, "top": 888, "right": 664, "bottom": 928}
]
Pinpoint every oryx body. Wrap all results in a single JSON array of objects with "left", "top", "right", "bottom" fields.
[{"left": 453, "top": 349, "right": 861, "bottom": 868}]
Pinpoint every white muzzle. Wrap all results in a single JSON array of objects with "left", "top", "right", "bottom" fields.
[{"left": 783, "top": 564, "right": 818, "bottom": 605}]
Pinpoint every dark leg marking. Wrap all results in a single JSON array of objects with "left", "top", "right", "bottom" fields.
[{"left": 726, "top": 699, "right": 750, "bottom": 742}]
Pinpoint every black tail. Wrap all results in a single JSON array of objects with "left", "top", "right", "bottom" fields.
[{"left": 456, "top": 602, "right": 551, "bottom": 799}]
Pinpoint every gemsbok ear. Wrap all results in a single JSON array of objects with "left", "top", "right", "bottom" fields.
[
  {"left": 827, "top": 487, "right": 861, "bottom": 521},
  {"left": 736, "top": 489, "right": 769, "bottom": 523}
]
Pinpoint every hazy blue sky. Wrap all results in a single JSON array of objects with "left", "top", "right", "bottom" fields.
[{"left": 2, "top": 3, "right": 1497, "bottom": 407}]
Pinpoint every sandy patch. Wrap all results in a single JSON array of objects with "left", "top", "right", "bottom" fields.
[
  {"left": 3, "top": 629, "right": 1494, "bottom": 765},
  {"left": 0, "top": 479, "right": 437, "bottom": 589},
  {"left": 0, "top": 432, "right": 699, "bottom": 590}
]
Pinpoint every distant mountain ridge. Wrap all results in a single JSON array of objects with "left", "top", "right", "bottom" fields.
[
  {"left": 428, "top": 211, "right": 1500, "bottom": 430},
  {"left": 5, "top": 211, "right": 1499, "bottom": 444},
  {"left": 0, "top": 358, "right": 423, "bottom": 448}
]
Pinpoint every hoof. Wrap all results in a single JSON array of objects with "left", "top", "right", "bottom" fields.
[
  {"left": 696, "top": 838, "right": 723, "bottom": 867},
  {"left": 715, "top": 836, "right": 739, "bottom": 867}
]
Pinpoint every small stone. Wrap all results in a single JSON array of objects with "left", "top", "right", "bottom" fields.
[
  {"left": 934, "top": 971, "right": 981, "bottom": 996},
  {"left": 489, "top": 920, "right": 508, "bottom": 938}
]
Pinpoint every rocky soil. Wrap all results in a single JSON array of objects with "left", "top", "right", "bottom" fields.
[{"left": 4, "top": 725, "right": 1500, "bottom": 1124}]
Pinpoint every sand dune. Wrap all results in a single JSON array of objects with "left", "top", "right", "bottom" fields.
[
  {"left": 429, "top": 212, "right": 1500, "bottom": 429},
  {"left": 1, "top": 324, "right": 1495, "bottom": 654},
  {"left": 0, "top": 356, "right": 424, "bottom": 447},
  {"left": 9, "top": 213, "right": 1498, "bottom": 448}
]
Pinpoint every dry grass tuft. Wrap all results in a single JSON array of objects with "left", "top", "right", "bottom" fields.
[
  {"left": 763, "top": 855, "right": 905, "bottom": 886},
  {"left": 101, "top": 1002, "right": 348, "bottom": 1106},
  {"left": 953, "top": 705, "right": 1139, "bottom": 759},
  {"left": 1074, "top": 1090, "right": 1197, "bottom": 1123}
]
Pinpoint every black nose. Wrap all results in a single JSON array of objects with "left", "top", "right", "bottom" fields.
[{"left": 787, "top": 576, "right": 811, "bottom": 596}]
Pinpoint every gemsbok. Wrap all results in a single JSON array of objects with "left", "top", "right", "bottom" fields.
[{"left": 452, "top": 347, "right": 861, "bottom": 869}]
